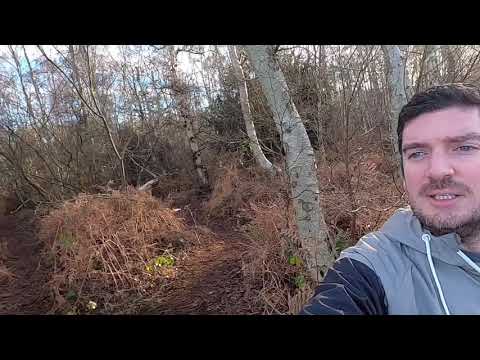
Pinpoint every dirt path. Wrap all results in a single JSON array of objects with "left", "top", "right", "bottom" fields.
[
  {"left": 0, "top": 212, "right": 51, "bottom": 314},
  {"left": 148, "top": 226, "right": 259, "bottom": 314}
]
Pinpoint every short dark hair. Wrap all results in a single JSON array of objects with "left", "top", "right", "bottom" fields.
[{"left": 397, "top": 83, "right": 480, "bottom": 170}]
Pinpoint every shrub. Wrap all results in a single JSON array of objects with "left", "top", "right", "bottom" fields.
[{"left": 38, "top": 187, "right": 203, "bottom": 314}]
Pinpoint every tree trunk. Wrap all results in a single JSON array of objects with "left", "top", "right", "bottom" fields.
[
  {"left": 314, "top": 45, "right": 328, "bottom": 163},
  {"left": 244, "top": 45, "right": 335, "bottom": 283},
  {"left": 397, "top": 45, "right": 414, "bottom": 99},
  {"left": 382, "top": 45, "right": 408, "bottom": 159},
  {"left": 425, "top": 45, "right": 441, "bottom": 86},
  {"left": 441, "top": 45, "right": 457, "bottom": 82},
  {"left": 168, "top": 46, "right": 209, "bottom": 189},
  {"left": 228, "top": 45, "right": 277, "bottom": 175}
]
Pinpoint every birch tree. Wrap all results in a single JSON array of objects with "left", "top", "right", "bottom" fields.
[
  {"left": 382, "top": 45, "right": 408, "bottom": 159},
  {"left": 312, "top": 45, "right": 329, "bottom": 162},
  {"left": 441, "top": 45, "right": 457, "bottom": 82},
  {"left": 397, "top": 45, "right": 414, "bottom": 98},
  {"left": 425, "top": 45, "right": 441, "bottom": 86},
  {"left": 228, "top": 45, "right": 277, "bottom": 175},
  {"left": 167, "top": 46, "right": 209, "bottom": 188},
  {"left": 244, "top": 45, "right": 335, "bottom": 282}
]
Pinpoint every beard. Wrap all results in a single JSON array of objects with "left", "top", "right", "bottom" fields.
[
  {"left": 408, "top": 176, "right": 480, "bottom": 239},
  {"left": 412, "top": 204, "right": 480, "bottom": 238}
]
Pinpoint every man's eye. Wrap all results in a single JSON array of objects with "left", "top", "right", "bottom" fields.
[
  {"left": 408, "top": 151, "right": 426, "bottom": 160},
  {"left": 456, "top": 145, "right": 476, "bottom": 152}
]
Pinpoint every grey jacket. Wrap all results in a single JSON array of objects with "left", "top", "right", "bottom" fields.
[{"left": 340, "top": 207, "right": 480, "bottom": 314}]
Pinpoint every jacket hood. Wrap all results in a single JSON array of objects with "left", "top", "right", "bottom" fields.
[
  {"left": 379, "top": 207, "right": 475, "bottom": 270},
  {"left": 341, "top": 207, "right": 480, "bottom": 314}
]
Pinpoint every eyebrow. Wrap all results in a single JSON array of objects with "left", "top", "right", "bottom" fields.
[
  {"left": 402, "top": 132, "right": 480, "bottom": 154},
  {"left": 402, "top": 142, "right": 427, "bottom": 154},
  {"left": 444, "top": 132, "right": 480, "bottom": 143}
]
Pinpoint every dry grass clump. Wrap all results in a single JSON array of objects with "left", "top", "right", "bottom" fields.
[
  {"left": 241, "top": 200, "right": 313, "bottom": 315},
  {"left": 203, "top": 161, "right": 310, "bottom": 314},
  {"left": 205, "top": 165, "right": 244, "bottom": 220},
  {"left": 318, "top": 151, "right": 406, "bottom": 248},
  {"left": 205, "top": 163, "right": 285, "bottom": 224},
  {"left": 37, "top": 187, "right": 205, "bottom": 314},
  {"left": 151, "top": 173, "right": 196, "bottom": 203}
]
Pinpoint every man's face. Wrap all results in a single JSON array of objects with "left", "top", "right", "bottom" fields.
[{"left": 402, "top": 106, "right": 480, "bottom": 235}]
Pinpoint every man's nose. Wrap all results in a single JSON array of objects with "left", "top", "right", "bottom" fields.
[{"left": 427, "top": 152, "right": 455, "bottom": 180}]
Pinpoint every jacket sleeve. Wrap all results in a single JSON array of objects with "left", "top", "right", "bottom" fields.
[{"left": 299, "top": 257, "right": 387, "bottom": 315}]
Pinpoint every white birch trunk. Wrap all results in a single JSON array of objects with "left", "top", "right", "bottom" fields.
[
  {"left": 382, "top": 45, "right": 408, "bottom": 157},
  {"left": 397, "top": 45, "right": 414, "bottom": 99},
  {"left": 441, "top": 45, "right": 457, "bottom": 82},
  {"left": 314, "top": 45, "right": 328, "bottom": 163},
  {"left": 168, "top": 46, "right": 209, "bottom": 188},
  {"left": 425, "top": 45, "right": 441, "bottom": 86},
  {"left": 244, "top": 45, "right": 335, "bottom": 282},
  {"left": 228, "top": 45, "right": 277, "bottom": 176}
]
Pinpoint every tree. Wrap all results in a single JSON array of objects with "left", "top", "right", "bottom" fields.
[
  {"left": 441, "top": 45, "right": 457, "bottom": 83},
  {"left": 382, "top": 45, "right": 408, "bottom": 159},
  {"left": 244, "top": 45, "right": 335, "bottom": 282},
  {"left": 167, "top": 46, "right": 209, "bottom": 189},
  {"left": 228, "top": 45, "right": 277, "bottom": 175},
  {"left": 425, "top": 45, "right": 441, "bottom": 86}
]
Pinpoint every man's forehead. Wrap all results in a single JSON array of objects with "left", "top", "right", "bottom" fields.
[{"left": 403, "top": 106, "right": 480, "bottom": 142}]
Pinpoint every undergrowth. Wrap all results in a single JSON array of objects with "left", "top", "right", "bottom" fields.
[{"left": 38, "top": 187, "right": 210, "bottom": 314}]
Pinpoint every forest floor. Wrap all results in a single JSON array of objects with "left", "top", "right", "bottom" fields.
[
  {"left": 0, "top": 202, "right": 259, "bottom": 315},
  {"left": 145, "top": 195, "right": 259, "bottom": 314},
  {"left": 149, "top": 226, "right": 255, "bottom": 314},
  {"left": 0, "top": 211, "right": 52, "bottom": 314}
]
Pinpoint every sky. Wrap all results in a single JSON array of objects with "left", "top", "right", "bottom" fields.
[{"left": 0, "top": 45, "right": 201, "bottom": 72}]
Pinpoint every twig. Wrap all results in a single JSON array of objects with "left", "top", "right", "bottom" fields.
[
  {"left": 260, "top": 292, "right": 284, "bottom": 315},
  {"left": 350, "top": 196, "right": 405, "bottom": 213},
  {"left": 9, "top": 198, "right": 32, "bottom": 214},
  {"left": 185, "top": 205, "right": 201, "bottom": 244},
  {"left": 136, "top": 178, "right": 159, "bottom": 192}
]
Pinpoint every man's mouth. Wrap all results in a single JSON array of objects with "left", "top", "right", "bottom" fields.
[{"left": 430, "top": 193, "right": 459, "bottom": 200}]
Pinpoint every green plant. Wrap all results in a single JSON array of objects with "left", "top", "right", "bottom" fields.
[
  {"left": 288, "top": 255, "right": 303, "bottom": 266},
  {"left": 334, "top": 228, "right": 351, "bottom": 254},
  {"left": 58, "top": 231, "right": 75, "bottom": 249},
  {"left": 145, "top": 254, "right": 175, "bottom": 274},
  {"left": 294, "top": 275, "right": 306, "bottom": 289},
  {"left": 66, "top": 289, "right": 78, "bottom": 302}
]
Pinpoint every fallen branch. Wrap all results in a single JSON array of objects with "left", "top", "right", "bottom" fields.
[{"left": 136, "top": 178, "right": 159, "bottom": 192}]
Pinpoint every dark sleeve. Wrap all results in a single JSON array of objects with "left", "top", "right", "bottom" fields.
[{"left": 299, "top": 257, "right": 387, "bottom": 315}]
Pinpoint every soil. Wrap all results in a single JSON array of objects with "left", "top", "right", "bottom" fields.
[
  {"left": 149, "top": 226, "right": 259, "bottom": 314},
  {"left": 0, "top": 211, "right": 52, "bottom": 314},
  {"left": 145, "top": 195, "right": 261, "bottom": 314}
]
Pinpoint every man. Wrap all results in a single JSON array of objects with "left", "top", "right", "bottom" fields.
[{"left": 301, "top": 83, "right": 480, "bottom": 315}]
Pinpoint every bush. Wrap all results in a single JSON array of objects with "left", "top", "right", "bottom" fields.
[
  {"left": 318, "top": 149, "right": 406, "bottom": 244},
  {"left": 38, "top": 187, "right": 203, "bottom": 314},
  {"left": 204, "top": 162, "right": 285, "bottom": 224},
  {"left": 240, "top": 201, "right": 313, "bottom": 315}
]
